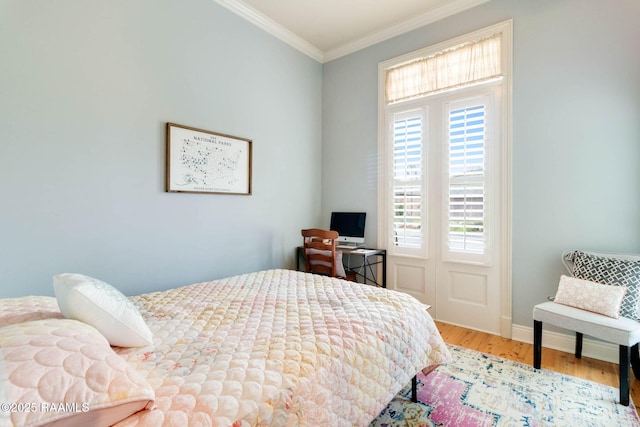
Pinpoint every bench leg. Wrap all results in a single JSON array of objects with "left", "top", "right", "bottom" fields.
[
  {"left": 631, "top": 343, "right": 640, "bottom": 379},
  {"left": 620, "top": 345, "right": 630, "bottom": 406},
  {"left": 533, "top": 320, "right": 542, "bottom": 369},
  {"left": 411, "top": 375, "right": 417, "bottom": 402},
  {"left": 575, "top": 332, "right": 583, "bottom": 359}
]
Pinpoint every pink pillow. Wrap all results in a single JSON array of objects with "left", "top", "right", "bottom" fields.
[
  {"left": 0, "top": 296, "right": 63, "bottom": 327},
  {"left": 554, "top": 275, "right": 627, "bottom": 318},
  {"left": 0, "top": 318, "right": 155, "bottom": 427}
]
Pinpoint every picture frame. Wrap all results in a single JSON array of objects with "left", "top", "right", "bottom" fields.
[{"left": 166, "top": 122, "right": 252, "bottom": 195}]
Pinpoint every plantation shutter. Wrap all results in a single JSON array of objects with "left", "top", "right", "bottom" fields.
[
  {"left": 392, "top": 110, "right": 424, "bottom": 250},
  {"left": 446, "top": 100, "right": 488, "bottom": 259}
]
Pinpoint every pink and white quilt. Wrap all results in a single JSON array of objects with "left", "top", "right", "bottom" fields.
[{"left": 114, "top": 269, "right": 451, "bottom": 426}]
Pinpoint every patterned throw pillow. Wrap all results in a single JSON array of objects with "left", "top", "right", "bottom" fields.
[{"left": 570, "top": 251, "right": 640, "bottom": 320}]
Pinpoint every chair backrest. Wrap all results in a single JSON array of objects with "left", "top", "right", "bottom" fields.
[{"left": 301, "top": 228, "right": 339, "bottom": 277}]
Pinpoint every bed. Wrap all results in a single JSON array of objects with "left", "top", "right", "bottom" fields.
[{"left": 0, "top": 269, "right": 451, "bottom": 427}]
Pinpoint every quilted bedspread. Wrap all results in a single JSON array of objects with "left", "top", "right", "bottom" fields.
[{"left": 114, "top": 269, "right": 451, "bottom": 427}]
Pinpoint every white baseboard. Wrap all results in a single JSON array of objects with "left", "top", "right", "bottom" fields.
[{"left": 511, "top": 324, "right": 619, "bottom": 364}]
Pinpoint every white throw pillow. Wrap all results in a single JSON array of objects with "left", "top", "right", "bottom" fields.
[{"left": 53, "top": 273, "right": 153, "bottom": 347}]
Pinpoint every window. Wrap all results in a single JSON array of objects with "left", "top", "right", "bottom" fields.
[{"left": 379, "top": 21, "right": 510, "bottom": 262}]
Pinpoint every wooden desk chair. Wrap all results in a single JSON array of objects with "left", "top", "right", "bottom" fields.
[{"left": 301, "top": 228, "right": 356, "bottom": 281}]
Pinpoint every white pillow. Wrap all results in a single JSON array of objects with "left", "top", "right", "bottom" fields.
[{"left": 53, "top": 273, "right": 153, "bottom": 347}]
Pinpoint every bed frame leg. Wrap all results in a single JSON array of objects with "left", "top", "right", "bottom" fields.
[{"left": 411, "top": 375, "right": 417, "bottom": 402}]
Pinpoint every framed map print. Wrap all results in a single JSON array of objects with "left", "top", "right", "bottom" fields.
[{"left": 166, "top": 123, "right": 252, "bottom": 195}]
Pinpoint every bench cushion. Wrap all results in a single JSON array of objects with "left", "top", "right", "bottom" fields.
[{"left": 533, "top": 301, "right": 640, "bottom": 346}]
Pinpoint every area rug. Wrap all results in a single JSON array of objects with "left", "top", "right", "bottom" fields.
[{"left": 371, "top": 345, "right": 640, "bottom": 426}]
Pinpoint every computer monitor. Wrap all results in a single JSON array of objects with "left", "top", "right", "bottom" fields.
[{"left": 330, "top": 212, "right": 366, "bottom": 246}]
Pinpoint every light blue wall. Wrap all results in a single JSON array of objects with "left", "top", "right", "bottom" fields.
[
  {"left": 322, "top": 0, "right": 640, "bottom": 328},
  {"left": 0, "top": 0, "right": 323, "bottom": 297},
  {"left": 2, "top": 0, "right": 639, "bottom": 330}
]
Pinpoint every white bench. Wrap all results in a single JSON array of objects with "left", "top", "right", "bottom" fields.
[{"left": 532, "top": 250, "right": 640, "bottom": 406}]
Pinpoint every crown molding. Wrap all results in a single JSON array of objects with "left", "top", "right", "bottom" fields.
[
  {"left": 323, "top": 0, "right": 491, "bottom": 62},
  {"left": 213, "top": 0, "right": 491, "bottom": 63},
  {"left": 212, "top": 0, "right": 324, "bottom": 62}
]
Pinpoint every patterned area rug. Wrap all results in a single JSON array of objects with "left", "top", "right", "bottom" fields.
[{"left": 371, "top": 345, "right": 640, "bottom": 426}]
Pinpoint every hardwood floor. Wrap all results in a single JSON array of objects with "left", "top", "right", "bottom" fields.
[{"left": 435, "top": 321, "right": 640, "bottom": 411}]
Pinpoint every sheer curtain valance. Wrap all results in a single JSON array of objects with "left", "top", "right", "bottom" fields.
[{"left": 385, "top": 34, "right": 502, "bottom": 104}]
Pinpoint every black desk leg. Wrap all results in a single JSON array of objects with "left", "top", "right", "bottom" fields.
[
  {"left": 363, "top": 254, "right": 368, "bottom": 285},
  {"left": 382, "top": 251, "right": 386, "bottom": 288}
]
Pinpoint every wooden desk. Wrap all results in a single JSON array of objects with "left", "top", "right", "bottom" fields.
[{"left": 296, "top": 246, "right": 387, "bottom": 288}]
